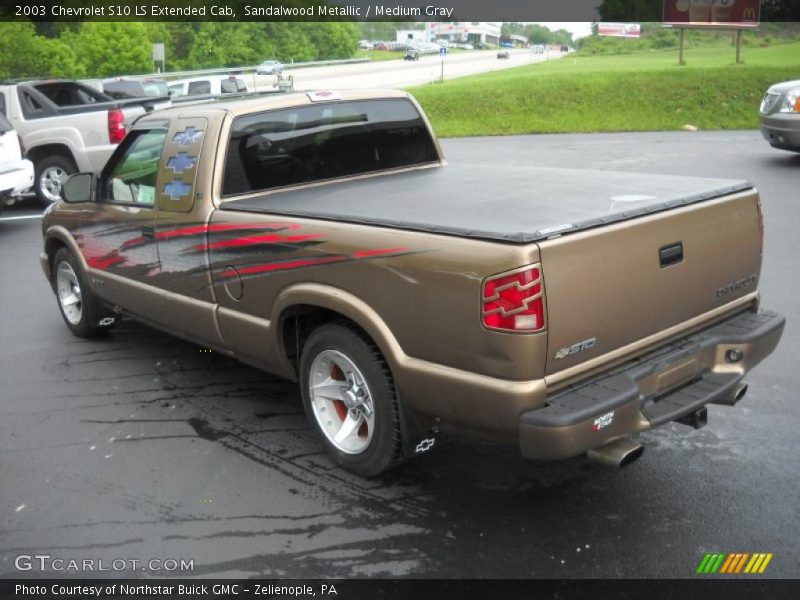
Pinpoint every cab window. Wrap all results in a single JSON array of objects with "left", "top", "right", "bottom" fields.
[
  {"left": 102, "top": 129, "right": 167, "bottom": 205},
  {"left": 221, "top": 99, "right": 439, "bottom": 196},
  {"left": 188, "top": 80, "right": 211, "bottom": 95}
]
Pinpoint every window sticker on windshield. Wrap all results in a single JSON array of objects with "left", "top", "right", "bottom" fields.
[
  {"left": 173, "top": 127, "right": 204, "bottom": 147},
  {"left": 137, "top": 185, "right": 155, "bottom": 205}
]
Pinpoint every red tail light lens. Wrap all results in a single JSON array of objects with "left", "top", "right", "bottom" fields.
[
  {"left": 482, "top": 265, "right": 545, "bottom": 332},
  {"left": 107, "top": 109, "right": 126, "bottom": 144}
]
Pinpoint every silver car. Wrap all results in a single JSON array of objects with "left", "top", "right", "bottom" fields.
[
  {"left": 257, "top": 60, "right": 284, "bottom": 75},
  {"left": 759, "top": 79, "right": 800, "bottom": 152}
]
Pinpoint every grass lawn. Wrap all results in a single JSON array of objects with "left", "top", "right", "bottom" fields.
[{"left": 408, "top": 42, "right": 800, "bottom": 137}]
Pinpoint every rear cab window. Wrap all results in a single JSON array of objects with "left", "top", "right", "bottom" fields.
[
  {"left": 188, "top": 80, "right": 211, "bottom": 95},
  {"left": 221, "top": 98, "right": 439, "bottom": 197}
]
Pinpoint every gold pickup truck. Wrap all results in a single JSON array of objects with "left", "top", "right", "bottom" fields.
[{"left": 40, "top": 90, "right": 785, "bottom": 476}]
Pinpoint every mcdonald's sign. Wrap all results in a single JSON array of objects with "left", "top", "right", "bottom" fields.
[{"left": 664, "top": 0, "right": 761, "bottom": 27}]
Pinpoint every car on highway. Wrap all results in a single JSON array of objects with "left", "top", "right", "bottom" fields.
[
  {"left": 497, "top": 51, "right": 510, "bottom": 59},
  {"left": 759, "top": 79, "right": 800, "bottom": 152},
  {"left": 404, "top": 49, "right": 420, "bottom": 61},
  {"left": 256, "top": 60, "right": 284, "bottom": 75},
  {"left": 0, "top": 110, "right": 34, "bottom": 210},
  {"left": 41, "top": 90, "right": 783, "bottom": 477}
]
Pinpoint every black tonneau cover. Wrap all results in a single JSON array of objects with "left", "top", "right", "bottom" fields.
[{"left": 222, "top": 164, "right": 752, "bottom": 243}]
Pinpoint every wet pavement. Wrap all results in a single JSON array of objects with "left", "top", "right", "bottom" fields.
[{"left": 1, "top": 131, "right": 798, "bottom": 579}]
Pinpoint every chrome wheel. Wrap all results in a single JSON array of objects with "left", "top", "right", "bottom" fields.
[
  {"left": 56, "top": 261, "right": 82, "bottom": 325},
  {"left": 40, "top": 166, "right": 69, "bottom": 203},
  {"left": 309, "top": 350, "right": 375, "bottom": 454}
]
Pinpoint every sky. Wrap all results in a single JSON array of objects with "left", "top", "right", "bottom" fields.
[{"left": 534, "top": 22, "right": 595, "bottom": 39}]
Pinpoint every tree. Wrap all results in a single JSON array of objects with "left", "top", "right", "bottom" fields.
[
  {"left": 0, "top": 22, "right": 84, "bottom": 80},
  {"left": 64, "top": 23, "right": 153, "bottom": 78}
]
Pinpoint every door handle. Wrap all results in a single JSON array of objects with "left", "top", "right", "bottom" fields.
[
  {"left": 659, "top": 242, "right": 683, "bottom": 268},
  {"left": 142, "top": 225, "right": 155, "bottom": 240}
]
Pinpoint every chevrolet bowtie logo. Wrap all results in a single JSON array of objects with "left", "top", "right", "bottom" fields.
[
  {"left": 166, "top": 153, "right": 197, "bottom": 174},
  {"left": 173, "top": 127, "right": 203, "bottom": 147},
  {"left": 163, "top": 180, "right": 192, "bottom": 201}
]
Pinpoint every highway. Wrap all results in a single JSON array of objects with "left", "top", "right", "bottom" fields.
[{"left": 247, "top": 48, "right": 562, "bottom": 91}]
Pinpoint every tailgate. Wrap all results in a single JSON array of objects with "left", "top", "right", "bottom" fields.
[{"left": 540, "top": 189, "right": 762, "bottom": 378}]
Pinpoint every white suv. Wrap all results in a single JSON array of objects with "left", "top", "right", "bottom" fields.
[{"left": 0, "top": 111, "right": 34, "bottom": 209}]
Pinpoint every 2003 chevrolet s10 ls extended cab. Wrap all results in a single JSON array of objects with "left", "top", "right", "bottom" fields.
[{"left": 40, "top": 90, "right": 784, "bottom": 476}]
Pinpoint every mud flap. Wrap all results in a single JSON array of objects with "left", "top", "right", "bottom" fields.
[{"left": 396, "top": 395, "right": 438, "bottom": 458}]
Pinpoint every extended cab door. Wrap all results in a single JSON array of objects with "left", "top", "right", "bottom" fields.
[
  {"left": 81, "top": 126, "right": 168, "bottom": 317},
  {"left": 149, "top": 116, "right": 226, "bottom": 348}
]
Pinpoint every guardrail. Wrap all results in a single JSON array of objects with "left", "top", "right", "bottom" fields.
[{"left": 110, "top": 58, "right": 370, "bottom": 82}]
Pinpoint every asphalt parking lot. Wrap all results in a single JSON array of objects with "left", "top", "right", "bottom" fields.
[{"left": 1, "top": 130, "right": 798, "bottom": 579}]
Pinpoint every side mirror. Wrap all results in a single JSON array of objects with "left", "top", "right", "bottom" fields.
[{"left": 61, "top": 173, "right": 95, "bottom": 203}]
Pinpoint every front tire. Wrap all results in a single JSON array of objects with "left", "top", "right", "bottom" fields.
[
  {"left": 52, "top": 248, "right": 116, "bottom": 338},
  {"left": 35, "top": 155, "right": 76, "bottom": 206},
  {"left": 300, "top": 323, "right": 404, "bottom": 477}
]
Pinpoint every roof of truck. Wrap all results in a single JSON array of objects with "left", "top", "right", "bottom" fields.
[{"left": 133, "top": 89, "right": 411, "bottom": 123}]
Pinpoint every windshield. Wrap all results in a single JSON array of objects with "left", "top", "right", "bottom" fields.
[
  {"left": 0, "top": 111, "right": 12, "bottom": 134},
  {"left": 142, "top": 82, "right": 169, "bottom": 97}
]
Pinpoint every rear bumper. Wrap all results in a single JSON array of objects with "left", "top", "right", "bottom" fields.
[
  {"left": 519, "top": 309, "right": 785, "bottom": 460},
  {"left": 760, "top": 114, "right": 800, "bottom": 151},
  {"left": 0, "top": 159, "right": 34, "bottom": 197}
]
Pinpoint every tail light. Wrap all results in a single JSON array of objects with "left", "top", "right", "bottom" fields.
[
  {"left": 107, "top": 109, "right": 126, "bottom": 144},
  {"left": 482, "top": 265, "right": 545, "bottom": 332}
]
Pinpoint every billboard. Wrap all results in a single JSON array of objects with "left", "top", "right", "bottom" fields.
[
  {"left": 664, "top": 0, "right": 761, "bottom": 27},
  {"left": 598, "top": 23, "right": 642, "bottom": 38}
]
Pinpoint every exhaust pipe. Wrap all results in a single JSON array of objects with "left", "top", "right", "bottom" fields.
[
  {"left": 713, "top": 382, "right": 748, "bottom": 407},
  {"left": 587, "top": 438, "right": 644, "bottom": 468}
]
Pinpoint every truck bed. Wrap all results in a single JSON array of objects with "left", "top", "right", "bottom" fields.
[{"left": 222, "top": 164, "right": 752, "bottom": 243}]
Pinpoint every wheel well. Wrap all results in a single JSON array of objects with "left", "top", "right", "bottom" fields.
[
  {"left": 27, "top": 144, "right": 77, "bottom": 169},
  {"left": 280, "top": 305, "right": 375, "bottom": 376},
  {"left": 44, "top": 238, "right": 67, "bottom": 275}
]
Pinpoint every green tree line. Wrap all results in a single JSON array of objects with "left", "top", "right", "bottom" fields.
[
  {"left": 0, "top": 22, "right": 360, "bottom": 80},
  {"left": 500, "top": 23, "right": 574, "bottom": 46}
]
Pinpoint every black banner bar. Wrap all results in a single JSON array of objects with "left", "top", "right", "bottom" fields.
[
  {"left": 2, "top": 579, "right": 800, "bottom": 600},
  {"left": 1, "top": 0, "right": 799, "bottom": 22}
]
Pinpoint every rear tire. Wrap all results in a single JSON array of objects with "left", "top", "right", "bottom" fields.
[
  {"left": 299, "top": 323, "right": 404, "bottom": 477},
  {"left": 35, "top": 155, "right": 76, "bottom": 206},
  {"left": 52, "top": 248, "right": 116, "bottom": 338}
]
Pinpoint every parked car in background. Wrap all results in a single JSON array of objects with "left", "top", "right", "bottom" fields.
[
  {"left": 168, "top": 75, "right": 248, "bottom": 97},
  {"left": 0, "top": 110, "right": 34, "bottom": 210},
  {"left": 497, "top": 51, "right": 510, "bottom": 59},
  {"left": 404, "top": 49, "right": 420, "bottom": 61},
  {"left": 256, "top": 60, "right": 284, "bottom": 75},
  {"left": 759, "top": 79, "right": 800, "bottom": 152},
  {"left": 0, "top": 79, "right": 169, "bottom": 205},
  {"left": 358, "top": 41, "right": 374, "bottom": 50},
  {"left": 103, "top": 78, "right": 170, "bottom": 100}
]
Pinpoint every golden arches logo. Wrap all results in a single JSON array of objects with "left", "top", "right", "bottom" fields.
[{"left": 742, "top": 6, "right": 758, "bottom": 21}]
